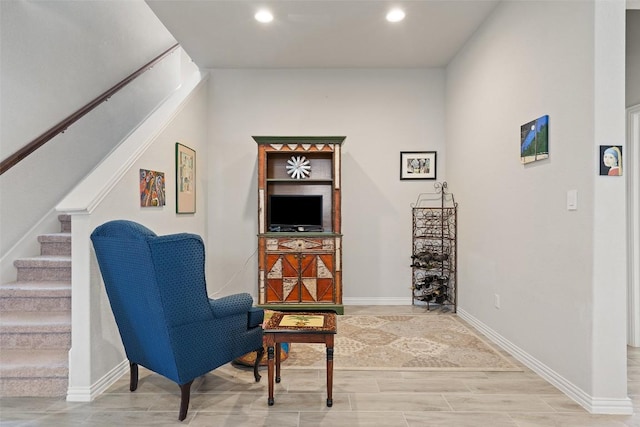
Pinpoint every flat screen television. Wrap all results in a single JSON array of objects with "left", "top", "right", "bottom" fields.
[{"left": 268, "top": 195, "right": 323, "bottom": 232}]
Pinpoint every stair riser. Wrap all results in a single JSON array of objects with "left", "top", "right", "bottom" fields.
[
  {"left": 0, "top": 297, "right": 71, "bottom": 312},
  {"left": 1, "top": 333, "right": 71, "bottom": 349},
  {"left": 0, "top": 378, "right": 68, "bottom": 397},
  {"left": 59, "top": 218, "right": 71, "bottom": 233},
  {"left": 17, "top": 268, "right": 71, "bottom": 282},
  {"left": 40, "top": 242, "right": 71, "bottom": 257}
]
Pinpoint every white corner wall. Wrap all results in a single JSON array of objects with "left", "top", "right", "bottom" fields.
[
  {"left": 206, "top": 69, "right": 445, "bottom": 302},
  {"left": 446, "top": 0, "right": 629, "bottom": 414}
]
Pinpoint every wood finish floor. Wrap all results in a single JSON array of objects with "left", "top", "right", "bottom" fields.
[{"left": 1, "top": 305, "right": 638, "bottom": 426}]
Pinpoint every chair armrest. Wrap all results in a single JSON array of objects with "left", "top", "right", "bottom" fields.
[
  {"left": 209, "top": 293, "right": 254, "bottom": 318},
  {"left": 248, "top": 306, "right": 264, "bottom": 329}
]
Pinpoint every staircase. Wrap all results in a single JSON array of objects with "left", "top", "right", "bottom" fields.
[{"left": 0, "top": 214, "right": 71, "bottom": 397}]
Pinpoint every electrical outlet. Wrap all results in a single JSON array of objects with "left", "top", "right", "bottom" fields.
[{"left": 494, "top": 294, "right": 501, "bottom": 309}]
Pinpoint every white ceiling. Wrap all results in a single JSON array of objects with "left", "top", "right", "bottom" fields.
[{"left": 145, "top": 1, "right": 500, "bottom": 69}]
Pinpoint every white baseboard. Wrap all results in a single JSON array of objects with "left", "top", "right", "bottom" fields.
[
  {"left": 66, "top": 359, "right": 128, "bottom": 402},
  {"left": 457, "top": 308, "right": 633, "bottom": 415},
  {"left": 342, "top": 297, "right": 411, "bottom": 305}
]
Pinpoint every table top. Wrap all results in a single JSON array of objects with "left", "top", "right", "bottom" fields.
[{"left": 264, "top": 312, "right": 337, "bottom": 334}]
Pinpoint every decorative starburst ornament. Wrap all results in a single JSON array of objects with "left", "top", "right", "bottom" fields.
[{"left": 286, "top": 156, "right": 311, "bottom": 179}]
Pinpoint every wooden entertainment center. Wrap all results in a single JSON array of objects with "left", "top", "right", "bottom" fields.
[{"left": 254, "top": 136, "right": 345, "bottom": 314}]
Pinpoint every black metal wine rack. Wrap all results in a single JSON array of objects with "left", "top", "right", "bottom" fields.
[{"left": 411, "top": 182, "right": 457, "bottom": 311}]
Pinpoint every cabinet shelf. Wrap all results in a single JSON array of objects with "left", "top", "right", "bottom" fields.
[
  {"left": 266, "top": 179, "right": 334, "bottom": 184},
  {"left": 261, "top": 232, "right": 342, "bottom": 237}
]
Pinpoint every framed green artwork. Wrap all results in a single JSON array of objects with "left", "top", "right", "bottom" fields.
[
  {"left": 520, "top": 115, "right": 549, "bottom": 164},
  {"left": 175, "top": 143, "right": 196, "bottom": 213}
]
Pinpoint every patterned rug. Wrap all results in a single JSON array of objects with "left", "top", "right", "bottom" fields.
[{"left": 283, "top": 314, "right": 522, "bottom": 371}]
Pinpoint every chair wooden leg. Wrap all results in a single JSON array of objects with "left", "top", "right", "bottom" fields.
[
  {"left": 178, "top": 380, "right": 194, "bottom": 421},
  {"left": 129, "top": 362, "right": 138, "bottom": 392},
  {"left": 253, "top": 346, "right": 264, "bottom": 382}
]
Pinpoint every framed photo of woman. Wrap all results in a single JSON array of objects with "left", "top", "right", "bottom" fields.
[{"left": 599, "top": 145, "right": 623, "bottom": 176}]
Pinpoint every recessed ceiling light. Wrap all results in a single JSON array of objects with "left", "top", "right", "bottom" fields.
[
  {"left": 255, "top": 10, "right": 274, "bottom": 23},
  {"left": 386, "top": 8, "right": 405, "bottom": 23}
]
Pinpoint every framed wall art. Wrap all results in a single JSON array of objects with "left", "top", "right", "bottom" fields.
[
  {"left": 400, "top": 151, "right": 437, "bottom": 180},
  {"left": 176, "top": 143, "right": 196, "bottom": 213},
  {"left": 599, "top": 145, "right": 623, "bottom": 176},
  {"left": 140, "top": 169, "right": 165, "bottom": 207},
  {"left": 520, "top": 115, "right": 549, "bottom": 164}
]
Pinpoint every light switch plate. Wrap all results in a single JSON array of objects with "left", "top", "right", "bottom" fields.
[{"left": 567, "top": 190, "right": 578, "bottom": 211}]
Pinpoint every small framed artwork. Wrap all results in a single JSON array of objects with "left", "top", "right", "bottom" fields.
[
  {"left": 400, "top": 151, "right": 437, "bottom": 180},
  {"left": 140, "top": 169, "right": 165, "bottom": 207},
  {"left": 599, "top": 145, "right": 623, "bottom": 176},
  {"left": 520, "top": 115, "right": 549, "bottom": 164},
  {"left": 176, "top": 143, "right": 196, "bottom": 213}
]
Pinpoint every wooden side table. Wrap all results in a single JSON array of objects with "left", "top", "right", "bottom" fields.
[{"left": 263, "top": 311, "right": 337, "bottom": 407}]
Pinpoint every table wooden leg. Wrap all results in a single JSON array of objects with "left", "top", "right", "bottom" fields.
[
  {"left": 275, "top": 342, "right": 282, "bottom": 383},
  {"left": 326, "top": 339, "right": 334, "bottom": 407},
  {"left": 267, "top": 345, "right": 275, "bottom": 406}
]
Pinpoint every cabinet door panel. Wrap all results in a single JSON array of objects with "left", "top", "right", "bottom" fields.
[
  {"left": 301, "top": 278, "right": 317, "bottom": 302},
  {"left": 316, "top": 278, "right": 335, "bottom": 302},
  {"left": 263, "top": 249, "right": 338, "bottom": 303},
  {"left": 318, "top": 254, "right": 334, "bottom": 277},
  {"left": 266, "top": 279, "right": 283, "bottom": 302},
  {"left": 282, "top": 254, "right": 299, "bottom": 278},
  {"left": 300, "top": 254, "right": 317, "bottom": 277},
  {"left": 284, "top": 277, "right": 300, "bottom": 302},
  {"left": 266, "top": 254, "right": 282, "bottom": 275}
]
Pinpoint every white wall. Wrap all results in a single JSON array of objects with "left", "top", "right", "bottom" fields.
[
  {"left": 206, "top": 69, "right": 446, "bottom": 302},
  {"left": 628, "top": 10, "right": 640, "bottom": 106},
  {"left": 446, "top": 0, "right": 629, "bottom": 413}
]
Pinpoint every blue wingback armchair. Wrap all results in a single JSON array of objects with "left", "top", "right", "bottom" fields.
[{"left": 90, "top": 220, "right": 264, "bottom": 421}]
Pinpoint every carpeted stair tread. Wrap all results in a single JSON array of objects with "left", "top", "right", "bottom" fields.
[
  {"left": 37, "top": 234, "right": 71, "bottom": 256},
  {"left": 38, "top": 233, "right": 71, "bottom": 244},
  {"left": 0, "top": 349, "right": 69, "bottom": 377},
  {"left": 0, "top": 282, "right": 71, "bottom": 312},
  {"left": 0, "top": 281, "right": 71, "bottom": 297},
  {"left": 37, "top": 233, "right": 71, "bottom": 242},
  {"left": 0, "top": 312, "right": 71, "bottom": 332},
  {"left": 14, "top": 257, "right": 71, "bottom": 267}
]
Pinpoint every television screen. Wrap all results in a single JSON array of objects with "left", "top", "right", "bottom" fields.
[{"left": 268, "top": 195, "right": 323, "bottom": 231}]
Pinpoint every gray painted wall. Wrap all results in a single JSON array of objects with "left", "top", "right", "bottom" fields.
[
  {"left": 628, "top": 10, "right": 640, "bottom": 107},
  {"left": 447, "top": 0, "right": 627, "bottom": 409},
  {"left": 206, "top": 69, "right": 446, "bottom": 300}
]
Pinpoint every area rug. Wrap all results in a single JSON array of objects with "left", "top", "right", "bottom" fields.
[{"left": 283, "top": 314, "right": 522, "bottom": 371}]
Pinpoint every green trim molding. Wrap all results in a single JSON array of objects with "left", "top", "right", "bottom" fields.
[{"left": 252, "top": 136, "right": 346, "bottom": 145}]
